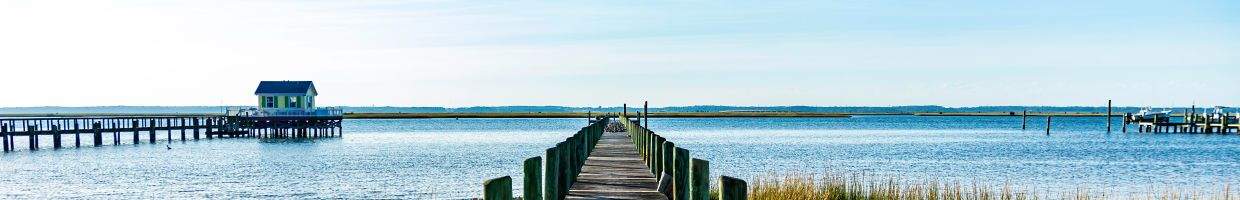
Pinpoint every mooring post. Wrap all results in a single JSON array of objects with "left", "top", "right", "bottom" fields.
[
  {"left": 1106, "top": 100, "right": 1112, "bottom": 133},
  {"left": 690, "top": 159, "right": 710, "bottom": 200},
  {"left": 1045, "top": 116, "right": 1052, "bottom": 135}
]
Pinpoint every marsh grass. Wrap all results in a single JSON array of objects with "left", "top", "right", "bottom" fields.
[{"left": 720, "top": 173, "right": 1236, "bottom": 200}]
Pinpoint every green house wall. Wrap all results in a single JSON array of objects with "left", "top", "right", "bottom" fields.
[{"left": 258, "top": 95, "right": 313, "bottom": 109}]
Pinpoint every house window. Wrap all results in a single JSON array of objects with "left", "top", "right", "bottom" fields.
[
  {"left": 264, "top": 96, "right": 275, "bottom": 108},
  {"left": 307, "top": 96, "right": 314, "bottom": 108},
  {"left": 289, "top": 96, "right": 299, "bottom": 108}
]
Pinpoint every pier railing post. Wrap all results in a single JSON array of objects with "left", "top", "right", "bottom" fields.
[
  {"left": 691, "top": 159, "right": 710, "bottom": 200},
  {"left": 524, "top": 156, "right": 543, "bottom": 200},
  {"left": 482, "top": 176, "right": 513, "bottom": 200},
  {"left": 719, "top": 176, "right": 747, "bottom": 200},
  {"left": 544, "top": 148, "right": 559, "bottom": 200},
  {"left": 674, "top": 147, "right": 689, "bottom": 200}
]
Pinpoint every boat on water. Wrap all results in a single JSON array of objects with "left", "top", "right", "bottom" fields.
[{"left": 1135, "top": 107, "right": 1173, "bottom": 118}]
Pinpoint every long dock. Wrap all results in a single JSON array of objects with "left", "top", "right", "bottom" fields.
[
  {"left": 480, "top": 106, "right": 748, "bottom": 200},
  {"left": 566, "top": 131, "right": 665, "bottom": 199},
  {"left": 1, "top": 115, "right": 343, "bottom": 152}
]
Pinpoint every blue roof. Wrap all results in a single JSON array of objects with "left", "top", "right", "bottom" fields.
[{"left": 254, "top": 81, "right": 316, "bottom": 95}]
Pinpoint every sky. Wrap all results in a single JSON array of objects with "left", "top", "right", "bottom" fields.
[{"left": 0, "top": 0, "right": 1237, "bottom": 108}]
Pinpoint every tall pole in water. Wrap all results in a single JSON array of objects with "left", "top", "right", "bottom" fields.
[
  {"left": 643, "top": 101, "right": 649, "bottom": 129},
  {"left": 1046, "top": 116, "right": 1052, "bottom": 135},
  {"left": 623, "top": 104, "right": 628, "bottom": 118},
  {"left": 1107, "top": 100, "right": 1112, "bottom": 133},
  {"left": 1021, "top": 110, "right": 1027, "bottom": 130}
]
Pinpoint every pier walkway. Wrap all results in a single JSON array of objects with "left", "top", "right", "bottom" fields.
[{"left": 566, "top": 131, "right": 666, "bottom": 200}]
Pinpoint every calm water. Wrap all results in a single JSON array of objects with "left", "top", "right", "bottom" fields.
[{"left": 1, "top": 116, "right": 1238, "bottom": 199}]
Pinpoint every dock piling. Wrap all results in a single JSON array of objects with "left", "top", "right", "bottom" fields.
[
  {"left": 1107, "top": 100, "right": 1112, "bottom": 133},
  {"left": 1021, "top": 110, "right": 1027, "bottom": 130},
  {"left": 52, "top": 125, "right": 61, "bottom": 149},
  {"left": 93, "top": 122, "right": 103, "bottom": 147},
  {"left": 1045, "top": 116, "right": 1052, "bottom": 135}
]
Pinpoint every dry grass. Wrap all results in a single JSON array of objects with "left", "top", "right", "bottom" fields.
[{"left": 727, "top": 173, "right": 1236, "bottom": 200}]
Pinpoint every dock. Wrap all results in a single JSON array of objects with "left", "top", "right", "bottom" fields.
[
  {"left": 1, "top": 113, "right": 343, "bottom": 152},
  {"left": 480, "top": 103, "right": 748, "bottom": 200},
  {"left": 565, "top": 131, "right": 665, "bottom": 199}
]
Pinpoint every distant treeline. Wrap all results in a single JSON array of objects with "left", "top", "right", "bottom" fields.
[{"left": 0, "top": 105, "right": 1221, "bottom": 114}]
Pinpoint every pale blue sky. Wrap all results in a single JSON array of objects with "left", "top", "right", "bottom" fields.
[{"left": 0, "top": 0, "right": 1236, "bottom": 107}]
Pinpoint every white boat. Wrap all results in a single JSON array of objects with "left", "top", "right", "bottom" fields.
[{"left": 1135, "top": 107, "right": 1172, "bottom": 118}]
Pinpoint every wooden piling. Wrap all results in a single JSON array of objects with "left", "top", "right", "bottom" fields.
[
  {"left": 193, "top": 118, "right": 200, "bottom": 140},
  {"left": 2, "top": 124, "right": 8, "bottom": 152},
  {"left": 149, "top": 119, "right": 157, "bottom": 143},
  {"left": 1045, "top": 116, "right": 1052, "bottom": 135},
  {"left": 93, "top": 122, "right": 103, "bottom": 147},
  {"left": 544, "top": 148, "right": 560, "bottom": 200},
  {"left": 52, "top": 125, "right": 61, "bottom": 149},
  {"left": 483, "top": 176, "right": 514, "bottom": 200},
  {"left": 674, "top": 147, "right": 689, "bottom": 200},
  {"left": 1106, "top": 100, "right": 1112, "bottom": 133},
  {"left": 719, "top": 176, "right": 747, "bottom": 200},
  {"left": 113, "top": 122, "right": 120, "bottom": 145},
  {"left": 132, "top": 120, "right": 140, "bottom": 144},
  {"left": 74, "top": 122, "right": 81, "bottom": 147},
  {"left": 524, "top": 157, "right": 542, "bottom": 200},
  {"left": 1021, "top": 110, "right": 1027, "bottom": 130},
  {"left": 690, "top": 159, "right": 709, "bottom": 200},
  {"left": 28, "top": 125, "right": 37, "bottom": 150}
]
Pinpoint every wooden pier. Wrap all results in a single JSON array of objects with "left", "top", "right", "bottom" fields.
[
  {"left": 565, "top": 131, "right": 665, "bottom": 199},
  {"left": 0, "top": 116, "right": 240, "bottom": 152},
  {"left": 1125, "top": 113, "right": 1240, "bottom": 134},
  {"left": 1, "top": 114, "right": 344, "bottom": 152},
  {"left": 481, "top": 110, "right": 747, "bottom": 200}
]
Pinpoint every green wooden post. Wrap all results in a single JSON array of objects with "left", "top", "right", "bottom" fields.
[
  {"left": 483, "top": 176, "right": 513, "bottom": 200},
  {"left": 690, "top": 159, "right": 710, "bottom": 200},
  {"left": 719, "top": 176, "right": 747, "bottom": 200},
  {"left": 544, "top": 148, "right": 559, "bottom": 200},
  {"left": 673, "top": 147, "right": 690, "bottom": 200},
  {"left": 661, "top": 141, "right": 675, "bottom": 179},
  {"left": 524, "top": 157, "right": 543, "bottom": 200}
]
